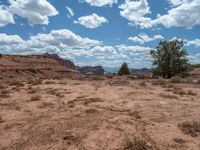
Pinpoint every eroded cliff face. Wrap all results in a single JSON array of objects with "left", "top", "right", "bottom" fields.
[
  {"left": 49, "top": 54, "right": 76, "bottom": 70},
  {"left": 0, "top": 54, "right": 80, "bottom": 81}
]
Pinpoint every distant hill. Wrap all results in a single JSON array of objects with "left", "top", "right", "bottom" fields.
[
  {"left": 104, "top": 67, "right": 151, "bottom": 74},
  {"left": 104, "top": 67, "right": 119, "bottom": 73},
  {"left": 77, "top": 66, "right": 104, "bottom": 76},
  {"left": 0, "top": 54, "right": 105, "bottom": 80},
  {"left": 130, "top": 68, "right": 151, "bottom": 74}
]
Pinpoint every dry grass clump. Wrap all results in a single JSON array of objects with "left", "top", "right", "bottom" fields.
[
  {"left": 44, "top": 80, "right": 56, "bottom": 84},
  {"left": 0, "top": 89, "right": 10, "bottom": 98},
  {"left": 27, "top": 67, "right": 38, "bottom": 74},
  {"left": 38, "top": 102, "right": 55, "bottom": 109},
  {"left": 123, "top": 137, "right": 149, "bottom": 150},
  {"left": 9, "top": 81, "right": 24, "bottom": 87},
  {"left": 170, "top": 76, "right": 183, "bottom": 83},
  {"left": 152, "top": 78, "right": 166, "bottom": 86},
  {"left": 108, "top": 78, "right": 129, "bottom": 86},
  {"left": 172, "top": 87, "right": 186, "bottom": 95},
  {"left": 170, "top": 76, "right": 193, "bottom": 84},
  {"left": 186, "top": 90, "right": 197, "bottom": 96},
  {"left": 86, "top": 77, "right": 105, "bottom": 81},
  {"left": 55, "top": 92, "right": 65, "bottom": 98},
  {"left": 0, "top": 115, "right": 4, "bottom": 123},
  {"left": 0, "top": 84, "right": 5, "bottom": 89},
  {"left": 30, "top": 94, "right": 41, "bottom": 101},
  {"left": 159, "top": 93, "right": 178, "bottom": 99},
  {"left": 197, "top": 79, "right": 200, "bottom": 84},
  {"left": 28, "top": 86, "right": 39, "bottom": 94},
  {"left": 85, "top": 108, "right": 98, "bottom": 114},
  {"left": 139, "top": 82, "right": 147, "bottom": 87},
  {"left": 172, "top": 87, "right": 197, "bottom": 96},
  {"left": 178, "top": 121, "right": 200, "bottom": 137},
  {"left": 173, "top": 138, "right": 186, "bottom": 144},
  {"left": 27, "top": 79, "right": 43, "bottom": 85}
]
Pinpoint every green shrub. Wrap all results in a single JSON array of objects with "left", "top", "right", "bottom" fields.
[{"left": 118, "top": 62, "right": 130, "bottom": 76}]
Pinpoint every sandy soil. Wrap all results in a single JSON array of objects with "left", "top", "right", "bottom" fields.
[{"left": 0, "top": 77, "right": 200, "bottom": 150}]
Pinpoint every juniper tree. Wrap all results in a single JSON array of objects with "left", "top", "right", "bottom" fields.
[
  {"left": 118, "top": 62, "right": 130, "bottom": 76},
  {"left": 150, "top": 40, "right": 189, "bottom": 78}
]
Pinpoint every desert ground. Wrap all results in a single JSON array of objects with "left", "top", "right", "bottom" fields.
[{"left": 0, "top": 76, "right": 200, "bottom": 150}]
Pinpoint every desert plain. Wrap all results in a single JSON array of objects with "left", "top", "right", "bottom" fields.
[{"left": 0, "top": 75, "right": 200, "bottom": 150}]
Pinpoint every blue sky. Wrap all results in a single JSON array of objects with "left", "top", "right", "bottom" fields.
[{"left": 0, "top": 0, "right": 200, "bottom": 68}]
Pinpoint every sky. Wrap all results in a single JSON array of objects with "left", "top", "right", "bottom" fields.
[{"left": 0, "top": 0, "right": 200, "bottom": 68}]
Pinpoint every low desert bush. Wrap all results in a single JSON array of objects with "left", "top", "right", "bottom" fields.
[
  {"left": 27, "top": 68, "right": 37, "bottom": 74},
  {"left": 197, "top": 79, "right": 200, "bottom": 84},
  {"left": 0, "top": 89, "right": 10, "bottom": 98},
  {"left": 30, "top": 94, "right": 41, "bottom": 101},
  {"left": 170, "top": 76, "right": 183, "bottom": 83},
  {"left": 170, "top": 76, "right": 193, "bottom": 84},
  {"left": 139, "top": 82, "right": 147, "bottom": 87},
  {"left": 9, "top": 81, "right": 24, "bottom": 87},
  {"left": 173, "top": 87, "right": 197, "bottom": 96},
  {"left": 173, "top": 87, "right": 186, "bottom": 95},
  {"left": 0, "top": 84, "right": 5, "bottom": 89},
  {"left": 0, "top": 115, "right": 4, "bottom": 123},
  {"left": 173, "top": 138, "right": 186, "bottom": 144},
  {"left": 187, "top": 90, "right": 197, "bottom": 96},
  {"left": 123, "top": 137, "right": 148, "bottom": 150},
  {"left": 38, "top": 102, "right": 55, "bottom": 109},
  {"left": 152, "top": 78, "right": 166, "bottom": 86},
  {"left": 159, "top": 93, "right": 178, "bottom": 99},
  {"left": 44, "top": 80, "right": 56, "bottom": 84},
  {"left": 27, "top": 79, "right": 43, "bottom": 85},
  {"left": 28, "top": 87, "right": 39, "bottom": 94},
  {"left": 178, "top": 121, "right": 200, "bottom": 137}
]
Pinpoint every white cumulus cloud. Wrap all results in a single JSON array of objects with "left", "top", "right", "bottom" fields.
[
  {"left": 0, "top": 29, "right": 101, "bottom": 54},
  {"left": 80, "top": 0, "right": 117, "bottom": 7},
  {"left": 9, "top": 0, "right": 58, "bottom": 25},
  {"left": 0, "top": 5, "right": 14, "bottom": 27},
  {"left": 119, "top": 0, "right": 154, "bottom": 28},
  {"left": 120, "top": 0, "right": 200, "bottom": 29},
  {"left": 185, "top": 39, "right": 200, "bottom": 47},
  {"left": 128, "top": 33, "right": 164, "bottom": 44},
  {"left": 74, "top": 13, "right": 108, "bottom": 29},
  {"left": 156, "top": 0, "right": 200, "bottom": 28}
]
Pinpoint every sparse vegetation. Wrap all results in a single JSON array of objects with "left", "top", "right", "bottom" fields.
[
  {"left": 173, "top": 138, "right": 186, "bottom": 144},
  {"left": 27, "top": 68, "right": 38, "bottom": 74},
  {"left": 152, "top": 78, "right": 166, "bottom": 86},
  {"left": 159, "top": 93, "right": 178, "bottom": 99},
  {"left": 9, "top": 81, "right": 24, "bottom": 87},
  {"left": 123, "top": 137, "right": 149, "bottom": 150},
  {"left": 28, "top": 87, "right": 39, "bottom": 94},
  {"left": 27, "top": 79, "right": 43, "bottom": 85},
  {"left": 44, "top": 80, "right": 56, "bottom": 84},
  {"left": 30, "top": 94, "right": 41, "bottom": 101},
  {"left": 139, "top": 82, "right": 146, "bottom": 87},
  {"left": 172, "top": 87, "right": 197, "bottom": 96},
  {"left": 0, "top": 89, "right": 10, "bottom": 98},
  {"left": 170, "top": 76, "right": 183, "bottom": 83},
  {"left": 178, "top": 121, "right": 200, "bottom": 137},
  {"left": 187, "top": 90, "right": 197, "bottom": 96},
  {"left": 0, "top": 115, "right": 4, "bottom": 123},
  {"left": 173, "top": 87, "right": 186, "bottom": 95},
  {"left": 38, "top": 102, "right": 55, "bottom": 109}
]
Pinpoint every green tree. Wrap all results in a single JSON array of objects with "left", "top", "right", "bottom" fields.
[
  {"left": 118, "top": 62, "right": 130, "bottom": 76},
  {"left": 150, "top": 40, "right": 189, "bottom": 78}
]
